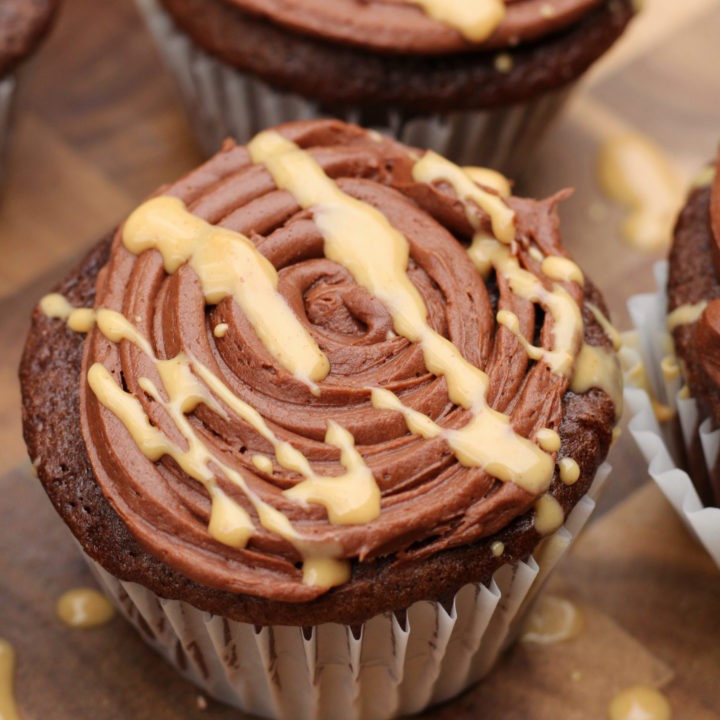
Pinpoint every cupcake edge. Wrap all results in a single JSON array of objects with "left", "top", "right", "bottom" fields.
[
  {"left": 624, "top": 262, "right": 720, "bottom": 570},
  {"left": 82, "top": 464, "right": 607, "bottom": 720}
]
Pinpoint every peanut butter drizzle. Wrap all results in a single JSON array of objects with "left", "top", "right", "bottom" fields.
[
  {"left": 413, "top": 150, "right": 516, "bottom": 243},
  {"left": 285, "top": 422, "right": 380, "bottom": 524},
  {"left": 87, "top": 326, "right": 359, "bottom": 587},
  {"left": 213, "top": 322, "right": 229, "bottom": 338},
  {"left": 608, "top": 686, "right": 673, "bottom": 720},
  {"left": 571, "top": 342, "right": 623, "bottom": 419},
  {"left": 558, "top": 457, "right": 580, "bottom": 485},
  {"left": 533, "top": 493, "right": 565, "bottom": 535},
  {"left": 39, "top": 291, "right": 73, "bottom": 318},
  {"left": 462, "top": 166, "right": 512, "bottom": 197},
  {"left": 587, "top": 302, "right": 622, "bottom": 351},
  {"left": 536, "top": 428, "right": 561, "bottom": 452},
  {"left": 598, "top": 133, "right": 684, "bottom": 251},
  {"left": 123, "top": 196, "right": 329, "bottom": 390},
  {"left": 521, "top": 594, "right": 584, "bottom": 644},
  {"left": 660, "top": 355, "right": 680, "bottom": 382},
  {"left": 420, "top": 147, "right": 622, "bottom": 462},
  {"left": 251, "top": 454, "right": 274, "bottom": 474},
  {"left": 249, "top": 131, "right": 554, "bottom": 494},
  {"left": 468, "top": 235, "right": 582, "bottom": 377},
  {"left": 0, "top": 639, "right": 20, "bottom": 720},
  {"left": 541, "top": 256, "right": 584, "bottom": 286},
  {"left": 401, "top": 0, "right": 506, "bottom": 42},
  {"left": 56, "top": 587, "right": 115, "bottom": 628},
  {"left": 690, "top": 164, "right": 715, "bottom": 190},
  {"left": 39, "top": 292, "right": 96, "bottom": 333},
  {"left": 666, "top": 300, "right": 708, "bottom": 332}
]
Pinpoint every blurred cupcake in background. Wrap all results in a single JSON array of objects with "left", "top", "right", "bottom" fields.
[
  {"left": 0, "top": 0, "right": 59, "bottom": 179},
  {"left": 624, "top": 148, "right": 720, "bottom": 569},
  {"left": 134, "top": 0, "right": 636, "bottom": 173}
]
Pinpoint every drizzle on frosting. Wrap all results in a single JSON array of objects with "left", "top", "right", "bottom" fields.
[
  {"left": 401, "top": 0, "right": 506, "bottom": 42},
  {"left": 124, "top": 196, "right": 330, "bottom": 390},
  {"left": 608, "top": 686, "right": 673, "bottom": 720},
  {"left": 43, "top": 122, "right": 620, "bottom": 599},
  {"left": 56, "top": 588, "right": 115, "bottom": 628},
  {"left": 520, "top": 594, "right": 584, "bottom": 644}
]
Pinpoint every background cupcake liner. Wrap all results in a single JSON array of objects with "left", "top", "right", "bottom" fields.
[
  {"left": 134, "top": 0, "right": 573, "bottom": 174},
  {"left": 623, "top": 262, "right": 720, "bottom": 569},
  {"left": 82, "top": 463, "right": 609, "bottom": 720},
  {"left": 0, "top": 74, "right": 18, "bottom": 182}
]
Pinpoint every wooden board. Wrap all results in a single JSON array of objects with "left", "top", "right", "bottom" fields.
[{"left": 1, "top": 0, "right": 720, "bottom": 717}]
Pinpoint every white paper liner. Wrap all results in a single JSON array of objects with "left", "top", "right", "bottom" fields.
[
  {"left": 82, "top": 463, "right": 609, "bottom": 720},
  {"left": 624, "top": 261, "right": 720, "bottom": 569},
  {"left": 0, "top": 73, "right": 17, "bottom": 181},
  {"left": 134, "top": 0, "right": 572, "bottom": 174}
]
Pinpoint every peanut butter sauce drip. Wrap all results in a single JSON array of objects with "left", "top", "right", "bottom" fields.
[
  {"left": 73, "top": 120, "right": 619, "bottom": 602},
  {"left": 400, "top": 0, "right": 505, "bottom": 42},
  {"left": 56, "top": 588, "right": 115, "bottom": 628}
]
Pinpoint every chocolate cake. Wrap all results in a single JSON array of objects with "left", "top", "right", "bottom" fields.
[
  {"left": 667, "top": 151, "right": 720, "bottom": 505},
  {"left": 21, "top": 118, "right": 619, "bottom": 625},
  {"left": 135, "top": 0, "right": 635, "bottom": 169}
]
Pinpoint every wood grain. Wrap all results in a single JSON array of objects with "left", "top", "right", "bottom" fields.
[{"left": 1, "top": 0, "right": 720, "bottom": 717}]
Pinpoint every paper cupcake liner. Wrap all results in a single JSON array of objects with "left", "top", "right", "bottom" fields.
[
  {"left": 134, "top": 0, "right": 573, "bottom": 174},
  {"left": 82, "top": 463, "right": 608, "bottom": 720},
  {"left": 0, "top": 73, "right": 17, "bottom": 181},
  {"left": 623, "top": 261, "right": 720, "bottom": 569}
]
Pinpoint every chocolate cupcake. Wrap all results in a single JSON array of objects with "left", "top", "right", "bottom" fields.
[
  {"left": 21, "top": 119, "right": 620, "bottom": 718},
  {"left": 624, "top": 150, "right": 720, "bottom": 570},
  {"left": 134, "top": 0, "right": 635, "bottom": 172},
  {"left": 0, "top": 0, "right": 58, "bottom": 178}
]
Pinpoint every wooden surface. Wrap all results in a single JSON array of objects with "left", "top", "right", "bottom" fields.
[{"left": 1, "top": 0, "right": 719, "bottom": 717}]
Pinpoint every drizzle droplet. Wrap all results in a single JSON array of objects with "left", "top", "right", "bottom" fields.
[{"left": 56, "top": 588, "right": 115, "bottom": 628}]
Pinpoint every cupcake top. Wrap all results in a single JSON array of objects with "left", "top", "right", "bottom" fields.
[
  {"left": 156, "top": 0, "right": 635, "bottom": 112},
  {"left": 0, "top": 0, "right": 58, "bottom": 77},
  {"left": 668, "top": 153, "right": 720, "bottom": 422},
  {"left": 222, "top": 0, "right": 605, "bottom": 53},
  {"left": 22, "top": 120, "right": 620, "bottom": 625}
]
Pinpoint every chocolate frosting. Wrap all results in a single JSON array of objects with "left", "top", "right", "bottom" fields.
[
  {"left": 68, "top": 120, "right": 616, "bottom": 605},
  {"left": 223, "top": 0, "right": 605, "bottom": 54},
  {"left": 0, "top": 0, "right": 58, "bottom": 77}
]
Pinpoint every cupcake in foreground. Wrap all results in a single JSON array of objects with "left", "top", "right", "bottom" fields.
[
  {"left": 21, "top": 119, "right": 621, "bottom": 719},
  {"left": 0, "top": 0, "right": 59, "bottom": 178},
  {"left": 624, "top": 149, "right": 720, "bottom": 569},
  {"left": 134, "top": 0, "right": 636, "bottom": 172}
]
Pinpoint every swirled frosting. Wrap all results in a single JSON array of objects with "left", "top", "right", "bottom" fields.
[
  {"left": 222, "top": 0, "right": 606, "bottom": 53},
  {"left": 72, "top": 120, "right": 618, "bottom": 604}
]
